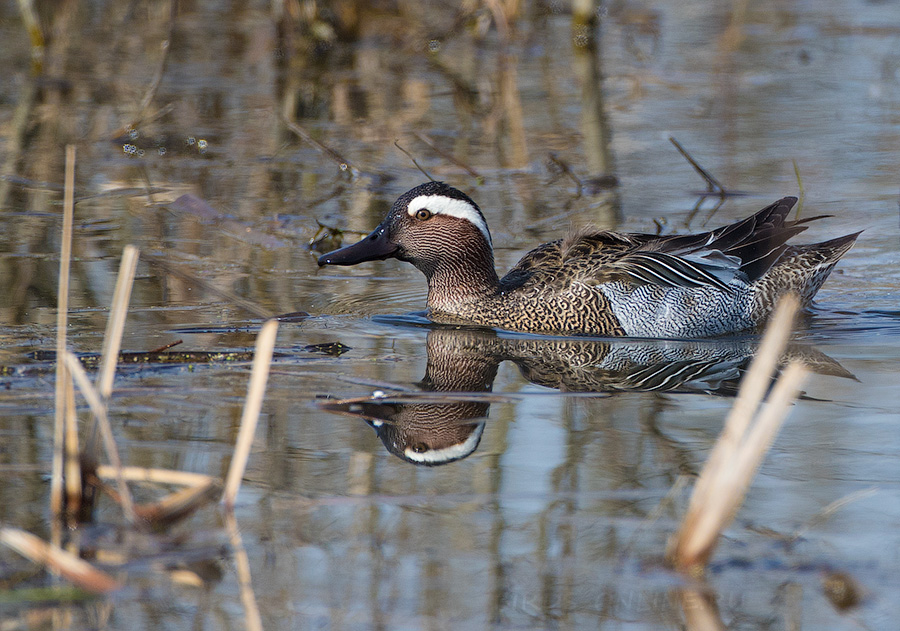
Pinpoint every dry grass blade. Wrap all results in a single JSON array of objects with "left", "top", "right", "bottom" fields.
[
  {"left": 63, "top": 351, "right": 139, "bottom": 526},
  {"left": 669, "top": 295, "right": 809, "bottom": 573},
  {"left": 223, "top": 319, "right": 279, "bottom": 508},
  {"left": 51, "top": 144, "right": 76, "bottom": 524},
  {"left": 0, "top": 528, "right": 121, "bottom": 594}
]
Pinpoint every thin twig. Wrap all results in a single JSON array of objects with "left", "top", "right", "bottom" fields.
[
  {"left": 147, "top": 339, "right": 183, "bottom": 353},
  {"left": 51, "top": 145, "right": 76, "bottom": 524},
  {"left": 144, "top": 255, "right": 274, "bottom": 320},
  {"left": 791, "top": 487, "right": 878, "bottom": 541},
  {"left": 64, "top": 352, "right": 139, "bottom": 526},
  {"left": 413, "top": 132, "right": 482, "bottom": 181},
  {"left": 394, "top": 140, "right": 434, "bottom": 181},
  {"left": 669, "top": 136, "right": 726, "bottom": 196},
  {"left": 223, "top": 319, "right": 279, "bottom": 508},
  {"left": 548, "top": 153, "right": 583, "bottom": 196},
  {"left": 280, "top": 114, "right": 358, "bottom": 176},
  {"left": 130, "top": 0, "right": 175, "bottom": 128}
]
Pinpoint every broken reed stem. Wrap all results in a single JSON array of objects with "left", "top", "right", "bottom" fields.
[
  {"left": 92, "top": 466, "right": 221, "bottom": 528},
  {"left": 51, "top": 144, "right": 76, "bottom": 523},
  {"left": 63, "top": 352, "right": 138, "bottom": 526},
  {"left": 85, "top": 246, "right": 140, "bottom": 467},
  {"left": 224, "top": 511, "right": 263, "bottom": 631},
  {"left": 97, "top": 246, "right": 139, "bottom": 399},
  {"left": 670, "top": 295, "right": 809, "bottom": 572},
  {"left": 685, "top": 294, "right": 799, "bottom": 511},
  {"left": 0, "top": 528, "right": 120, "bottom": 594},
  {"left": 222, "top": 319, "right": 279, "bottom": 509}
]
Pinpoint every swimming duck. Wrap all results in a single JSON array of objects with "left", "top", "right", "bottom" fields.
[{"left": 318, "top": 182, "right": 859, "bottom": 338}]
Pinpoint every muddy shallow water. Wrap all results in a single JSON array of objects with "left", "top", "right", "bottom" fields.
[{"left": 1, "top": 0, "right": 899, "bottom": 629}]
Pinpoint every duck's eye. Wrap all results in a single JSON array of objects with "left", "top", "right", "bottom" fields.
[
  {"left": 411, "top": 442, "right": 429, "bottom": 453},
  {"left": 414, "top": 209, "right": 432, "bottom": 221}
]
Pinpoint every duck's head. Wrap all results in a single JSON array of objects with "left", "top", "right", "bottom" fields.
[{"left": 317, "top": 182, "right": 494, "bottom": 279}]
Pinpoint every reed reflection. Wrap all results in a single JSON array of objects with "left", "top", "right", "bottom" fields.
[{"left": 320, "top": 326, "right": 852, "bottom": 466}]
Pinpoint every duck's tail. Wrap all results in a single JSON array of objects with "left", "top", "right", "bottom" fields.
[{"left": 751, "top": 231, "right": 861, "bottom": 321}]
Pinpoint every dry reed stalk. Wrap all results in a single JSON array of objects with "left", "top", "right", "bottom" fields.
[
  {"left": 84, "top": 246, "right": 140, "bottom": 467},
  {"left": 16, "top": 0, "right": 44, "bottom": 72},
  {"left": 50, "top": 145, "right": 76, "bottom": 523},
  {"left": 224, "top": 511, "right": 263, "bottom": 631},
  {"left": 669, "top": 295, "right": 809, "bottom": 573},
  {"left": 222, "top": 319, "right": 279, "bottom": 508},
  {"left": 96, "top": 246, "right": 139, "bottom": 398},
  {"left": 95, "top": 465, "right": 222, "bottom": 527},
  {"left": 63, "top": 352, "right": 138, "bottom": 526},
  {"left": 0, "top": 528, "right": 120, "bottom": 594},
  {"left": 132, "top": 481, "right": 222, "bottom": 526},
  {"left": 95, "top": 465, "right": 216, "bottom": 487}
]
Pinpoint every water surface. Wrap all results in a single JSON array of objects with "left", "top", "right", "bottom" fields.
[{"left": 1, "top": 0, "right": 899, "bottom": 628}]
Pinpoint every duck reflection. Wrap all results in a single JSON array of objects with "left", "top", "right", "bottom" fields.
[{"left": 320, "top": 326, "right": 852, "bottom": 466}]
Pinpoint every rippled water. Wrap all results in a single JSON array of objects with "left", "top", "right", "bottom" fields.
[{"left": 1, "top": 0, "right": 899, "bottom": 628}]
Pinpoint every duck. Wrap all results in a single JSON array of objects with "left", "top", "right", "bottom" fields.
[{"left": 317, "top": 181, "right": 860, "bottom": 338}]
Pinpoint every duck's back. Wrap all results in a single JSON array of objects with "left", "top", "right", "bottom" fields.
[{"left": 492, "top": 198, "right": 858, "bottom": 337}]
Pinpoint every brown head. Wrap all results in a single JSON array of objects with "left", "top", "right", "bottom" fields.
[{"left": 318, "top": 182, "right": 501, "bottom": 309}]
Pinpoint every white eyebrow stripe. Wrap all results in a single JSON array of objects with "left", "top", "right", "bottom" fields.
[{"left": 407, "top": 195, "right": 492, "bottom": 246}]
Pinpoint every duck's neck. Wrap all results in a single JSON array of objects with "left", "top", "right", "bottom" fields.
[{"left": 421, "top": 244, "right": 501, "bottom": 316}]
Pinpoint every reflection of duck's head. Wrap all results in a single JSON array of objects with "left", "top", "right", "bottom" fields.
[
  {"left": 322, "top": 397, "right": 488, "bottom": 466},
  {"left": 368, "top": 410, "right": 486, "bottom": 466},
  {"left": 319, "top": 326, "right": 855, "bottom": 465}
]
